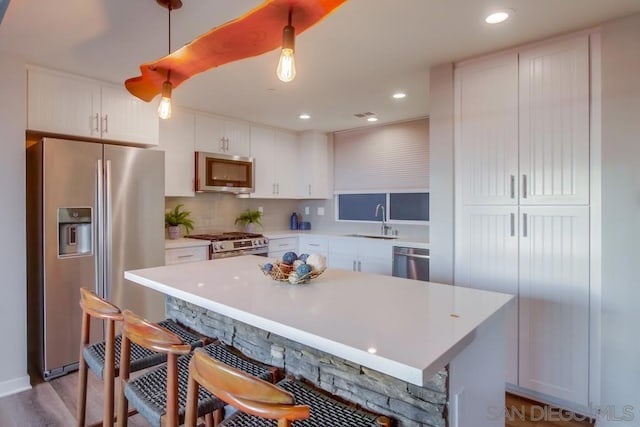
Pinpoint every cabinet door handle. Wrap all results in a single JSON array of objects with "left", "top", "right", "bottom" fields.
[
  {"left": 276, "top": 183, "right": 280, "bottom": 195},
  {"left": 510, "top": 213, "right": 515, "bottom": 237},
  {"left": 357, "top": 260, "right": 362, "bottom": 272},
  {"left": 94, "top": 113, "right": 100, "bottom": 133},
  {"left": 103, "top": 114, "right": 109, "bottom": 134},
  {"left": 308, "top": 184, "right": 312, "bottom": 196},
  {"left": 522, "top": 174, "right": 527, "bottom": 199},
  {"left": 352, "top": 260, "right": 356, "bottom": 271},
  {"left": 177, "top": 254, "right": 194, "bottom": 259},
  {"left": 309, "top": 243, "right": 320, "bottom": 247},
  {"left": 522, "top": 213, "right": 528, "bottom": 237},
  {"left": 272, "top": 183, "right": 276, "bottom": 195},
  {"left": 219, "top": 138, "right": 225, "bottom": 152},
  {"left": 510, "top": 175, "right": 515, "bottom": 199}
]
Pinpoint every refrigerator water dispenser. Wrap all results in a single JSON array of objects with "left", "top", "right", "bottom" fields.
[{"left": 58, "top": 207, "right": 92, "bottom": 256}]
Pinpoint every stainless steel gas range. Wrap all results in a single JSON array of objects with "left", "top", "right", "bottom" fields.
[{"left": 188, "top": 232, "right": 269, "bottom": 259}]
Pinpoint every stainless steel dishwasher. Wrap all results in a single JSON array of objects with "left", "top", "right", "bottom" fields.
[{"left": 392, "top": 246, "right": 430, "bottom": 281}]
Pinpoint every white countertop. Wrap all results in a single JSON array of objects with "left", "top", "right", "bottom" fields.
[
  {"left": 165, "top": 238, "right": 211, "bottom": 249},
  {"left": 263, "top": 230, "right": 429, "bottom": 249},
  {"left": 125, "top": 256, "right": 511, "bottom": 386}
]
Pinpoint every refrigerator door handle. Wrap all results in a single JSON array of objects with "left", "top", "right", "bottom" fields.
[
  {"left": 105, "top": 160, "right": 113, "bottom": 300},
  {"left": 96, "top": 159, "right": 105, "bottom": 297}
]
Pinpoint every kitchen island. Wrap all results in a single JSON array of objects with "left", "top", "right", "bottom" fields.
[{"left": 125, "top": 256, "right": 512, "bottom": 426}]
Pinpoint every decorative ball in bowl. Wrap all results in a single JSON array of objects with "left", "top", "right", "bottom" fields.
[{"left": 259, "top": 252, "right": 326, "bottom": 285}]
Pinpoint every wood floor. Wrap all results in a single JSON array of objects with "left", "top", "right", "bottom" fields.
[
  {"left": 505, "top": 394, "right": 594, "bottom": 427},
  {"left": 0, "top": 371, "right": 149, "bottom": 427},
  {"left": 0, "top": 373, "right": 594, "bottom": 427}
]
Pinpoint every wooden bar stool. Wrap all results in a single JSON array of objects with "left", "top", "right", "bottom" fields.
[
  {"left": 184, "top": 348, "right": 309, "bottom": 427},
  {"left": 77, "top": 288, "right": 207, "bottom": 427},
  {"left": 116, "top": 310, "right": 276, "bottom": 427},
  {"left": 184, "top": 348, "right": 392, "bottom": 427}
]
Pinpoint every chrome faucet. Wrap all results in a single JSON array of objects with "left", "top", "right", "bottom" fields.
[{"left": 375, "top": 204, "right": 391, "bottom": 235}]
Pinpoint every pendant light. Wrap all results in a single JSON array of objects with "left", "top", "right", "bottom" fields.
[
  {"left": 276, "top": 10, "right": 296, "bottom": 83},
  {"left": 157, "top": 0, "right": 178, "bottom": 119}
]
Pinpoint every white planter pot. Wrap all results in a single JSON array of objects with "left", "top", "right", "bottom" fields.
[{"left": 167, "top": 226, "right": 181, "bottom": 239}]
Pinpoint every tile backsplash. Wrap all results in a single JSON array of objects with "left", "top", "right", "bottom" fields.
[
  {"left": 166, "top": 194, "right": 428, "bottom": 243},
  {"left": 166, "top": 194, "right": 300, "bottom": 234}
]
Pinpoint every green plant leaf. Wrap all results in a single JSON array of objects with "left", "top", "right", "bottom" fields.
[{"left": 165, "top": 204, "right": 194, "bottom": 233}]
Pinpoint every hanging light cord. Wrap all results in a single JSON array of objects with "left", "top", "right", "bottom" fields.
[
  {"left": 166, "top": 2, "right": 172, "bottom": 82},
  {"left": 168, "top": 2, "right": 172, "bottom": 55}
]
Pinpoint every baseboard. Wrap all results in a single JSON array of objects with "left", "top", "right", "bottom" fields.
[{"left": 0, "top": 375, "right": 31, "bottom": 399}]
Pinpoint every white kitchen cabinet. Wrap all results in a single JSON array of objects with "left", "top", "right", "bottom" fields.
[
  {"left": 249, "top": 125, "right": 298, "bottom": 198},
  {"left": 27, "top": 67, "right": 159, "bottom": 146},
  {"left": 275, "top": 130, "right": 298, "bottom": 198},
  {"left": 518, "top": 206, "right": 590, "bottom": 406},
  {"left": 519, "top": 35, "right": 590, "bottom": 205},
  {"left": 158, "top": 108, "right": 195, "bottom": 197},
  {"left": 298, "top": 131, "right": 330, "bottom": 199},
  {"left": 267, "top": 237, "right": 298, "bottom": 259},
  {"left": 455, "top": 52, "right": 519, "bottom": 205},
  {"left": 453, "top": 33, "right": 595, "bottom": 408},
  {"left": 165, "top": 246, "right": 208, "bottom": 265},
  {"left": 456, "top": 35, "right": 589, "bottom": 207},
  {"left": 454, "top": 205, "right": 519, "bottom": 385},
  {"left": 195, "top": 113, "right": 250, "bottom": 157},
  {"left": 328, "top": 237, "right": 391, "bottom": 275},
  {"left": 251, "top": 125, "right": 277, "bottom": 198},
  {"left": 298, "top": 235, "right": 329, "bottom": 259}
]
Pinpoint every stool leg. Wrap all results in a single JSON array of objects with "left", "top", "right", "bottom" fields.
[
  {"left": 212, "top": 408, "right": 224, "bottom": 425},
  {"left": 103, "top": 319, "right": 116, "bottom": 426},
  {"left": 204, "top": 412, "right": 214, "bottom": 427},
  {"left": 77, "top": 311, "right": 90, "bottom": 427},
  {"left": 116, "top": 336, "right": 131, "bottom": 427}
]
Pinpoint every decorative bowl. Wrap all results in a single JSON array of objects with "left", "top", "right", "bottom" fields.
[{"left": 259, "top": 262, "right": 326, "bottom": 285}]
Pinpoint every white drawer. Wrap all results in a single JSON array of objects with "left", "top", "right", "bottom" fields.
[
  {"left": 165, "top": 246, "right": 209, "bottom": 265},
  {"left": 299, "top": 236, "right": 329, "bottom": 254},
  {"left": 268, "top": 237, "right": 298, "bottom": 253}
]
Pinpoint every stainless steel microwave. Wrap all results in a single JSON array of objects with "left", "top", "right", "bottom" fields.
[{"left": 195, "top": 151, "right": 254, "bottom": 194}]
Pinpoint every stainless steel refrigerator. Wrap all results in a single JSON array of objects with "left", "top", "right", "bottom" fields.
[{"left": 27, "top": 137, "right": 166, "bottom": 380}]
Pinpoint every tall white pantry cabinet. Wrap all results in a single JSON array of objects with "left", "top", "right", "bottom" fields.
[{"left": 454, "top": 33, "right": 593, "bottom": 408}]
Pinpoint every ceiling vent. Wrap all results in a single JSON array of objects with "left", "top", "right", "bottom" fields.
[{"left": 353, "top": 112, "right": 376, "bottom": 118}]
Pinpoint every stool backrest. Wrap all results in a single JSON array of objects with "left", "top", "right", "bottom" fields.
[
  {"left": 184, "top": 348, "right": 310, "bottom": 427},
  {"left": 117, "top": 310, "right": 191, "bottom": 427},
  {"left": 79, "top": 287, "right": 122, "bottom": 321}
]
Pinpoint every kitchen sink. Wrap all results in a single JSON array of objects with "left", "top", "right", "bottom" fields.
[{"left": 344, "top": 233, "right": 399, "bottom": 240}]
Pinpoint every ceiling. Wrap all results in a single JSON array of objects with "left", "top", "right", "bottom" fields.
[{"left": 1, "top": 0, "right": 639, "bottom": 132}]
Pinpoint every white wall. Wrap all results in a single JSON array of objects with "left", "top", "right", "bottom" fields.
[
  {"left": 598, "top": 13, "right": 640, "bottom": 427},
  {"left": 0, "top": 53, "right": 29, "bottom": 397},
  {"left": 428, "top": 63, "right": 455, "bottom": 284}
]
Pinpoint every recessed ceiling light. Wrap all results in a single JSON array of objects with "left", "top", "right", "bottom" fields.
[
  {"left": 367, "top": 117, "right": 378, "bottom": 122},
  {"left": 299, "top": 113, "right": 311, "bottom": 120},
  {"left": 392, "top": 92, "right": 406, "bottom": 99},
  {"left": 367, "top": 347, "right": 377, "bottom": 354},
  {"left": 485, "top": 9, "right": 512, "bottom": 24}
]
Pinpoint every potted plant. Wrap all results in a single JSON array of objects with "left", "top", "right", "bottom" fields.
[
  {"left": 165, "top": 204, "right": 194, "bottom": 239},
  {"left": 234, "top": 208, "right": 263, "bottom": 232}
]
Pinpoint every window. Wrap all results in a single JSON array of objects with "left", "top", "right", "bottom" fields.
[{"left": 336, "top": 191, "right": 429, "bottom": 224}]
